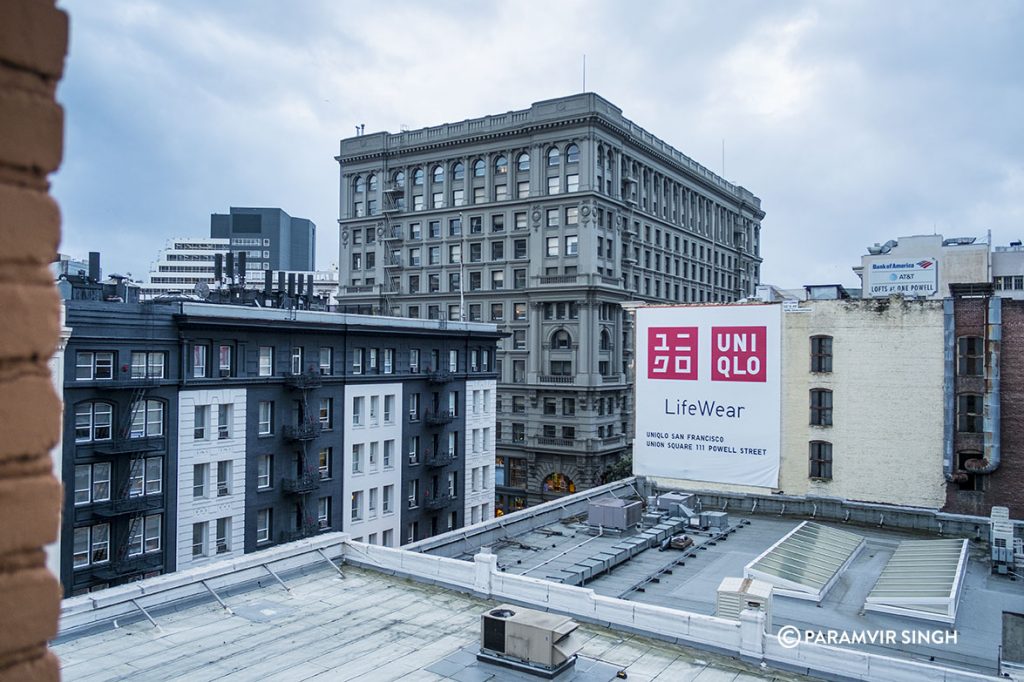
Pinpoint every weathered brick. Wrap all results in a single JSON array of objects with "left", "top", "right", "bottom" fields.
[
  {"left": 0, "top": 376, "right": 60, "bottom": 465},
  {"left": 0, "top": 185, "right": 60, "bottom": 264},
  {"left": 0, "top": 88, "right": 64, "bottom": 174},
  {"left": 0, "top": 475, "right": 61, "bottom": 555},
  {"left": 0, "top": 648, "right": 59, "bottom": 682},
  {"left": 0, "top": 282, "right": 60, "bottom": 362},
  {"left": 0, "top": 569, "right": 61, "bottom": 657},
  {"left": 0, "top": 1, "right": 68, "bottom": 80}
]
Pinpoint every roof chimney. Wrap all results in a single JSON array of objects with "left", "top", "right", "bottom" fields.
[
  {"left": 238, "top": 251, "right": 247, "bottom": 285},
  {"left": 225, "top": 252, "right": 235, "bottom": 282},
  {"left": 88, "top": 252, "right": 100, "bottom": 282},
  {"left": 214, "top": 253, "right": 223, "bottom": 283}
]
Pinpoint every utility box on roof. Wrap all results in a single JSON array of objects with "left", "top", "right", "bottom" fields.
[
  {"left": 588, "top": 498, "right": 642, "bottom": 530},
  {"left": 479, "top": 605, "right": 581, "bottom": 677},
  {"left": 716, "top": 577, "right": 773, "bottom": 631}
]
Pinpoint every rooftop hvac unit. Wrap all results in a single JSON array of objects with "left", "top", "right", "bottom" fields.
[
  {"left": 479, "top": 605, "right": 581, "bottom": 678},
  {"left": 716, "top": 577, "right": 773, "bottom": 631},
  {"left": 991, "top": 506, "right": 1016, "bottom": 575},
  {"left": 587, "top": 498, "right": 642, "bottom": 530},
  {"left": 700, "top": 511, "right": 729, "bottom": 531},
  {"left": 655, "top": 491, "right": 694, "bottom": 512}
]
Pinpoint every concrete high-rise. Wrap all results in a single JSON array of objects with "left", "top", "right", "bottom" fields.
[
  {"left": 210, "top": 206, "right": 316, "bottom": 273},
  {"left": 335, "top": 93, "right": 765, "bottom": 509}
]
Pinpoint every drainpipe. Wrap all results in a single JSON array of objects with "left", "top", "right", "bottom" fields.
[
  {"left": 943, "top": 299, "right": 956, "bottom": 481},
  {"left": 975, "top": 296, "right": 1002, "bottom": 473}
]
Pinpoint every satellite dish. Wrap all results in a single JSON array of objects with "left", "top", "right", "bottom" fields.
[{"left": 194, "top": 282, "right": 210, "bottom": 298}]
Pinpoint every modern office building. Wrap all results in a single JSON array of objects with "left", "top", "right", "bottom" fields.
[
  {"left": 58, "top": 296, "right": 499, "bottom": 596},
  {"left": 138, "top": 237, "right": 229, "bottom": 299},
  {"left": 335, "top": 93, "right": 765, "bottom": 509},
  {"left": 210, "top": 206, "right": 316, "bottom": 273}
]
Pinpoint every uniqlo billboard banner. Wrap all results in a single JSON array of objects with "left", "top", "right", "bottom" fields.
[{"left": 634, "top": 304, "right": 782, "bottom": 488}]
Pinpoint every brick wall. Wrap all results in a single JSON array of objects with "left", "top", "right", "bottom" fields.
[
  {"left": 0, "top": 2, "right": 69, "bottom": 680},
  {"left": 946, "top": 297, "right": 1024, "bottom": 518}
]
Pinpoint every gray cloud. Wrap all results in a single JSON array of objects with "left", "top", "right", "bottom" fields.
[{"left": 54, "top": 0, "right": 1023, "bottom": 287}]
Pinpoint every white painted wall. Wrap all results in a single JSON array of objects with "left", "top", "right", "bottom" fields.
[
  {"left": 343, "top": 383, "right": 402, "bottom": 546},
  {"left": 464, "top": 379, "right": 497, "bottom": 525},
  {"left": 648, "top": 298, "right": 948, "bottom": 509},
  {"left": 176, "top": 388, "right": 247, "bottom": 567},
  {"left": 856, "top": 235, "right": 989, "bottom": 299}
]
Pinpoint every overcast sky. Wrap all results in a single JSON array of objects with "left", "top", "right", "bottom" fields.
[{"left": 53, "top": 1, "right": 1023, "bottom": 288}]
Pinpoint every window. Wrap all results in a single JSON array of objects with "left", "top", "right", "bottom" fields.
[
  {"left": 384, "top": 439, "right": 395, "bottom": 468},
  {"left": 958, "top": 393, "right": 983, "bottom": 432},
  {"left": 383, "top": 348, "right": 394, "bottom": 374},
  {"left": 492, "top": 271, "right": 504, "bottom": 289},
  {"left": 215, "top": 517, "right": 230, "bottom": 554},
  {"left": 193, "top": 463, "right": 208, "bottom": 498},
  {"left": 192, "top": 522, "right": 207, "bottom": 557},
  {"left": 409, "top": 393, "right": 420, "bottom": 420},
  {"left": 217, "top": 404, "right": 231, "bottom": 440},
  {"left": 384, "top": 394, "right": 395, "bottom": 423},
  {"left": 429, "top": 247, "right": 440, "bottom": 266},
  {"left": 290, "top": 347, "right": 303, "bottom": 375},
  {"left": 565, "top": 144, "right": 579, "bottom": 163},
  {"left": 73, "top": 523, "right": 110, "bottom": 567},
  {"left": 958, "top": 336, "right": 984, "bottom": 376},
  {"left": 353, "top": 396, "right": 364, "bottom": 426},
  {"left": 352, "top": 443, "right": 364, "bottom": 474},
  {"left": 513, "top": 330, "right": 526, "bottom": 350},
  {"left": 407, "top": 479, "right": 419, "bottom": 508},
  {"left": 76, "top": 351, "right": 114, "bottom": 380},
  {"left": 546, "top": 237, "right": 559, "bottom": 257},
  {"left": 126, "top": 456, "right": 163, "bottom": 496},
  {"left": 216, "top": 460, "right": 231, "bottom": 496},
  {"left": 494, "top": 155, "right": 508, "bottom": 175},
  {"left": 413, "top": 168, "right": 424, "bottom": 185},
  {"left": 513, "top": 268, "right": 526, "bottom": 289},
  {"left": 353, "top": 348, "right": 364, "bottom": 374},
  {"left": 259, "top": 346, "right": 274, "bottom": 376},
  {"left": 128, "top": 514, "right": 161, "bottom": 556},
  {"left": 490, "top": 240, "right": 504, "bottom": 262},
  {"left": 565, "top": 235, "right": 579, "bottom": 256},
  {"left": 73, "top": 462, "right": 111, "bottom": 505},
  {"left": 810, "top": 389, "right": 833, "bottom": 426},
  {"left": 452, "top": 161, "right": 465, "bottom": 180},
  {"left": 130, "top": 399, "right": 163, "bottom": 438},
  {"left": 319, "top": 398, "right": 333, "bottom": 429},
  {"left": 809, "top": 441, "right": 833, "bottom": 479},
  {"left": 218, "top": 345, "right": 232, "bottom": 373},
  {"left": 257, "top": 455, "right": 272, "bottom": 489},
  {"left": 547, "top": 147, "right": 560, "bottom": 166},
  {"left": 318, "top": 447, "right": 332, "bottom": 479},
  {"left": 490, "top": 303, "right": 504, "bottom": 321},
  {"left": 566, "top": 174, "right": 579, "bottom": 193},
  {"left": 473, "top": 159, "right": 485, "bottom": 177},
  {"left": 383, "top": 484, "right": 394, "bottom": 513},
  {"left": 546, "top": 209, "right": 559, "bottom": 228},
  {"left": 551, "top": 330, "right": 571, "bottom": 349},
  {"left": 256, "top": 509, "right": 271, "bottom": 544},
  {"left": 517, "top": 152, "right": 530, "bottom": 172},
  {"left": 492, "top": 214, "right": 505, "bottom": 232},
  {"left": 369, "top": 488, "right": 378, "bottom": 517},
  {"left": 811, "top": 336, "right": 833, "bottom": 373},
  {"left": 370, "top": 396, "right": 379, "bottom": 425},
  {"left": 319, "top": 347, "right": 333, "bottom": 375},
  {"left": 193, "top": 344, "right": 208, "bottom": 378},
  {"left": 131, "top": 352, "right": 164, "bottom": 379},
  {"left": 410, "top": 349, "right": 420, "bottom": 373},
  {"left": 258, "top": 401, "right": 273, "bottom": 435},
  {"left": 408, "top": 435, "right": 420, "bottom": 464},
  {"left": 548, "top": 176, "right": 560, "bottom": 195},
  {"left": 408, "top": 247, "right": 421, "bottom": 267},
  {"left": 432, "top": 165, "right": 444, "bottom": 184}
]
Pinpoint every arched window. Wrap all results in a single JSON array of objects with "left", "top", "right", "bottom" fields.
[
  {"left": 547, "top": 147, "right": 560, "bottom": 166},
  {"left": 367, "top": 174, "right": 378, "bottom": 192},
  {"left": 809, "top": 441, "right": 832, "bottom": 479},
  {"left": 542, "top": 473, "right": 576, "bottom": 494},
  {"left": 473, "top": 159, "right": 485, "bottom": 177},
  {"left": 494, "top": 155, "right": 508, "bottom": 175},
  {"left": 566, "top": 143, "right": 580, "bottom": 164},
  {"left": 517, "top": 153, "right": 530, "bottom": 172},
  {"left": 75, "top": 401, "right": 113, "bottom": 443},
  {"left": 413, "top": 168, "right": 424, "bottom": 185},
  {"left": 393, "top": 170, "right": 405, "bottom": 185},
  {"left": 432, "top": 165, "right": 444, "bottom": 184},
  {"left": 606, "top": 150, "right": 614, "bottom": 170},
  {"left": 810, "top": 335, "right": 833, "bottom": 373},
  {"left": 353, "top": 175, "right": 365, "bottom": 193},
  {"left": 600, "top": 329, "right": 612, "bottom": 351},
  {"left": 452, "top": 162, "right": 465, "bottom": 181},
  {"left": 130, "top": 399, "right": 164, "bottom": 438},
  {"left": 551, "top": 330, "right": 572, "bottom": 350},
  {"left": 809, "top": 389, "right": 832, "bottom": 426}
]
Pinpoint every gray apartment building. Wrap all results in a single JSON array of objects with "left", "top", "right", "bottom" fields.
[
  {"left": 210, "top": 206, "right": 316, "bottom": 273},
  {"left": 59, "top": 290, "right": 499, "bottom": 596},
  {"left": 335, "top": 93, "right": 764, "bottom": 510}
]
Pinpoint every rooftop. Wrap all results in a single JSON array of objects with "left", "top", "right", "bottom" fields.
[{"left": 53, "top": 537, "right": 804, "bottom": 682}]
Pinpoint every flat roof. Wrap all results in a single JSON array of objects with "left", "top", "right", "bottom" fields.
[{"left": 53, "top": 564, "right": 803, "bottom": 682}]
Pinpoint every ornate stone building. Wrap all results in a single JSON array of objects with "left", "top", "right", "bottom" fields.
[{"left": 335, "top": 93, "right": 765, "bottom": 508}]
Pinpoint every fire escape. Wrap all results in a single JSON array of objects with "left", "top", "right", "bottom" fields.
[
  {"left": 93, "top": 381, "right": 163, "bottom": 581},
  {"left": 280, "top": 369, "right": 323, "bottom": 542}
]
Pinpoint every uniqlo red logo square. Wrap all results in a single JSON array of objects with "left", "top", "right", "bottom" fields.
[
  {"left": 648, "top": 327, "right": 699, "bottom": 380},
  {"left": 711, "top": 326, "right": 766, "bottom": 382}
]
